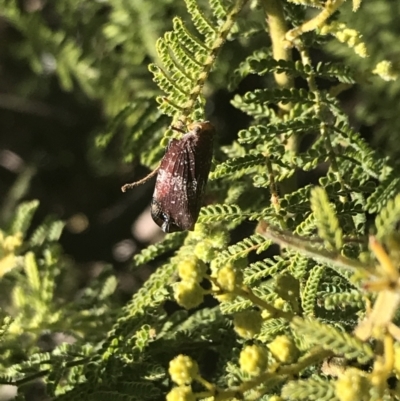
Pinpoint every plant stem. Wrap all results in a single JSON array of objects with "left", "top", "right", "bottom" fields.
[{"left": 262, "top": 0, "right": 293, "bottom": 91}]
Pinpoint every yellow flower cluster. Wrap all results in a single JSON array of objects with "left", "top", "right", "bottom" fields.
[
  {"left": 167, "top": 355, "right": 199, "bottom": 401},
  {"left": 173, "top": 225, "right": 231, "bottom": 309},
  {"left": 173, "top": 256, "right": 208, "bottom": 309},
  {"left": 169, "top": 355, "right": 199, "bottom": 385},
  {"left": 174, "top": 279, "right": 204, "bottom": 310},
  {"left": 192, "top": 224, "right": 229, "bottom": 263},
  {"left": 320, "top": 22, "right": 368, "bottom": 58},
  {"left": 211, "top": 261, "right": 244, "bottom": 302},
  {"left": 268, "top": 335, "right": 299, "bottom": 364},
  {"left": 0, "top": 231, "right": 22, "bottom": 278},
  {"left": 177, "top": 258, "right": 207, "bottom": 282},
  {"left": 373, "top": 61, "right": 398, "bottom": 82},
  {"left": 335, "top": 368, "right": 370, "bottom": 401},
  {"left": 166, "top": 385, "right": 195, "bottom": 401},
  {"left": 239, "top": 344, "right": 269, "bottom": 376}
]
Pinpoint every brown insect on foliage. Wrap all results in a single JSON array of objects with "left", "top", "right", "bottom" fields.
[{"left": 122, "top": 121, "right": 215, "bottom": 233}]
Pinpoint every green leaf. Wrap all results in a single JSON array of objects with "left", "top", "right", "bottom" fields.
[
  {"left": 24, "top": 252, "right": 41, "bottom": 293},
  {"left": 232, "top": 88, "right": 316, "bottom": 116},
  {"left": 310, "top": 187, "right": 343, "bottom": 250},
  {"left": 291, "top": 317, "right": 374, "bottom": 363},
  {"left": 375, "top": 193, "right": 400, "bottom": 242},
  {"left": 132, "top": 232, "right": 187, "bottom": 268},
  {"left": 301, "top": 265, "right": 325, "bottom": 317},
  {"left": 10, "top": 200, "right": 39, "bottom": 236},
  {"left": 198, "top": 204, "right": 244, "bottom": 224},
  {"left": 282, "top": 378, "right": 338, "bottom": 401},
  {"left": 210, "top": 154, "right": 266, "bottom": 179},
  {"left": 324, "top": 291, "right": 365, "bottom": 310}
]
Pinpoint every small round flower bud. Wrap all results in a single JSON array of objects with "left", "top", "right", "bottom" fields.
[
  {"left": 166, "top": 386, "right": 196, "bottom": 401},
  {"left": 208, "top": 228, "right": 229, "bottom": 249},
  {"left": 347, "top": 36, "right": 358, "bottom": 48},
  {"left": 169, "top": 355, "right": 199, "bottom": 385},
  {"left": 373, "top": 60, "right": 398, "bottom": 81},
  {"left": 210, "top": 281, "right": 235, "bottom": 302},
  {"left": 216, "top": 264, "right": 243, "bottom": 292},
  {"left": 233, "top": 310, "right": 263, "bottom": 339},
  {"left": 214, "top": 293, "right": 236, "bottom": 302},
  {"left": 343, "top": 28, "right": 357, "bottom": 40},
  {"left": 174, "top": 281, "right": 204, "bottom": 310},
  {"left": 261, "top": 309, "right": 272, "bottom": 319},
  {"left": 192, "top": 223, "right": 208, "bottom": 237},
  {"left": 268, "top": 335, "right": 298, "bottom": 364},
  {"left": 2, "top": 232, "right": 22, "bottom": 252},
  {"left": 177, "top": 258, "right": 207, "bottom": 282},
  {"left": 335, "top": 368, "right": 369, "bottom": 401},
  {"left": 194, "top": 241, "right": 217, "bottom": 262},
  {"left": 273, "top": 298, "right": 286, "bottom": 310},
  {"left": 354, "top": 43, "right": 367, "bottom": 58},
  {"left": 239, "top": 345, "right": 268, "bottom": 376},
  {"left": 269, "top": 397, "right": 283, "bottom": 401}
]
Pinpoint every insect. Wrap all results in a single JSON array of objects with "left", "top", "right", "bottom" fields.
[
  {"left": 121, "top": 121, "right": 215, "bottom": 233},
  {"left": 151, "top": 121, "right": 215, "bottom": 232}
]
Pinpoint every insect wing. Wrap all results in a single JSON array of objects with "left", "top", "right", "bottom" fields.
[
  {"left": 151, "top": 138, "right": 194, "bottom": 232},
  {"left": 151, "top": 122, "right": 214, "bottom": 232}
]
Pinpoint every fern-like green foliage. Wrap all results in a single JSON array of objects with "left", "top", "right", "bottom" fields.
[
  {"left": 310, "top": 187, "right": 343, "bottom": 250},
  {"left": 301, "top": 265, "right": 325, "bottom": 317},
  {"left": 0, "top": 200, "right": 118, "bottom": 392},
  {"left": 132, "top": 231, "right": 187, "bottom": 268},
  {"left": 291, "top": 317, "right": 374, "bottom": 363},
  {"left": 3, "top": 0, "right": 400, "bottom": 400},
  {"left": 281, "top": 378, "right": 337, "bottom": 401}
]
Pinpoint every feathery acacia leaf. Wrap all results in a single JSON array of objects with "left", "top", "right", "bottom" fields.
[
  {"left": 198, "top": 204, "right": 244, "bottom": 224},
  {"left": 310, "top": 187, "right": 343, "bottom": 250},
  {"left": 210, "top": 154, "right": 267, "bottom": 179},
  {"left": 282, "top": 378, "right": 338, "bottom": 401},
  {"left": 238, "top": 119, "right": 320, "bottom": 144},
  {"left": 2, "top": 0, "right": 399, "bottom": 399},
  {"left": 132, "top": 232, "right": 187, "bottom": 268},
  {"left": 324, "top": 291, "right": 365, "bottom": 310},
  {"left": 375, "top": 193, "right": 400, "bottom": 242},
  {"left": 301, "top": 265, "right": 325, "bottom": 317},
  {"left": 214, "top": 234, "right": 270, "bottom": 267},
  {"left": 291, "top": 317, "right": 374, "bottom": 363},
  {"left": 232, "top": 88, "right": 316, "bottom": 116},
  {"left": 9, "top": 200, "right": 39, "bottom": 236}
]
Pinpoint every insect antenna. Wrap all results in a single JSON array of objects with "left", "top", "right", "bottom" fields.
[
  {"left": 120, "top": 120, "right": 188, "bottom": 193},
  {"left": 170, "top": 120, "right": 186, "bottom": 134},
  {"left": 121, "top": 166, "right": 160, "bottom": 192}
]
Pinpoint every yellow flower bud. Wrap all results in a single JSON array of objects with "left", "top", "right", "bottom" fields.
[
  {"left": 239, "top": 345, "right": 268, "bottom": 376},
  {"left": 2, "top": 232, "right": 22, "bottom": 253},
  {"left": 335, "top": 368, "right": 369, "bottom": 401},
  {"left": 268, "top": 335, "right": 298, "bottom": 364},
  {"left": 169, "top": 355, "right": 199, "bottom": 385},
  {"left": 354, "top": 43, "right": 368, "bottom": 58},
  {"left": 373, "top": 60, "right": 398, "bottom": 81},
  {"left": 174, "top": 281, "right": 204, "bottom": 310},
  {"left": 177, "top": 258, "right": 207, "bottom": 282},
  {"left": 166, "top": 386, "right": 196, "bottom": 401},
  {"left": 216, "top": 264, "right": 243, "bottom": 292}
]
